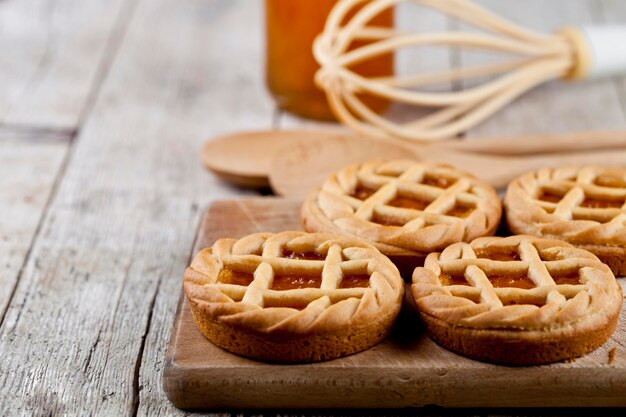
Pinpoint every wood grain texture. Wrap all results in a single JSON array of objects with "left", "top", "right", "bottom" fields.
[
  {"left": 164, "top": 198, "right": 626, "bottom": 410},
  {"left": 0, "top": 129, "right": 70, "bottom": 327},
  {"left": 0, "top": 0, "right": 133, "bottom": 129},
  {"left": 0, "top": 0, "right": 270, "bottom": 415}
]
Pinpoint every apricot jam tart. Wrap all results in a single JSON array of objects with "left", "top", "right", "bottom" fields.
[{"left": 184, "top": 231, "right": 403, "bottom": 362}]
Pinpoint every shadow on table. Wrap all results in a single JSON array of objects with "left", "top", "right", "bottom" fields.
[{"left": 197, "top": 407, "right": 625, "bottom": 417}]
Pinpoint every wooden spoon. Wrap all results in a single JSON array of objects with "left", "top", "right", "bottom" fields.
[
  {"left": 268, "top": 133, "right": 411, "bottom": 196},
  {"left": 201, "top": 129, "right": 345, "bottom": 188},
  {"left": 269, "top": 134, "right": 626, "bottom": 197},
  {"left": 437, "top": 129, "right": 626, "bottom": 156},
  {"left": 202, "top": 129, "right": 626, "bottom": 188}
]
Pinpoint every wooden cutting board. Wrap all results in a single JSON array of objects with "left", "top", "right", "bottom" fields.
[{"left": 162, "top": 198, "right": 626, "bottom": 410}]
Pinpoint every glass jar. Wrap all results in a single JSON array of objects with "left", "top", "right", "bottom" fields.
[{"left": 265, "top": 0, "right": 394, "bottom": 121}]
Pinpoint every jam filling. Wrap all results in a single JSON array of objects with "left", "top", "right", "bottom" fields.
[
  {"left": 538, "top": 191, "right": 562, "bottom": 203},
  {"left": 264, "top": 300, "right": 309, "bottom": 310},
  {"left": 580, "top": 198, "right": 623, "bottom": 209},
  {"left": 440, "top": 274, "right": 470, "bottom": 286},
  {"left": 476, "top": 249, "right": 521, "bottom": 261},
  {"left": 423, "top": 176, "right": 454, "bottom": 188},
  {"left": 271, "top": 274, "right": 321, "bottom": 290},
  {"left": 488, "top": 275, "right": 535, "bottom": 289},
  {"left": 217, "top": 269, "right": 254, "bottom": 286},
  {"left": 446, "top": 205, "right": 474, "bottom": 218},
  {"left": 350, "top": 186, "right": 378, "bottom": 200},
  {"left": 339, "top": 274, "right": 370, "bottom": 289},
  {"left": 553, "top": 272, "right": 582, "bottom": 285},
  {"left": 283, "top": 250, "right": 325, "bottom": 261},
  {"left": 387, "top": 196, "right": 430, "bottom": 210}
]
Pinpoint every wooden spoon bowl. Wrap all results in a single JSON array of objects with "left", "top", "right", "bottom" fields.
[
  {"left": 268, "top": 133, "right": 412, "bottom": 197},
  {"left": 201, "top": 129, "right": 347, "bottom": 188}
]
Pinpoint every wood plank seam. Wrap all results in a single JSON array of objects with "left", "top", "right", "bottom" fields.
[
  {"left": 0, "top": 131, "right": 75, "bottom": 331},
  {"left": 87, "top": 232, "right": 142, "bottom": 413},
  {"left": 83, "top": 327, "right": 103, "bottom": 374},
  {"left": 136, "top": 202, "right": 201, "bottom": 414},
  {"left": 74, "top": 0, "right": 142, "bottom": 129},
  {"left": 1, "top": 0, "right": 141, "bottom": 332},
  {"left": 0, "top": 1, "right": 140, "bottom": 333},
  {"left": 131, "top": 276, "right": 162, "bottom": 417},
  {"left": 0, "top": 0, "right": 133, "bottom": 127},
  {"left": 0, "top": 125, "right": 76, "bottom": 141}
]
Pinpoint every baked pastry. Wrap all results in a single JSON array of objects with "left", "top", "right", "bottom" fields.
[
  {"left": 301, "top": 160, "right": 502, "bottom": 277},
  {"left": 184, "top": 231, "right": 404, "bottom": 362},
  {"left": 411, "top": 235, "right": 623, "bottom": 365},
  {"left": 505, "top": 166, "right": 626, "bottom": 276}
]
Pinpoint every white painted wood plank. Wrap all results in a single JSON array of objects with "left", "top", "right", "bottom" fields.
[
  {"left": 0, "top": 130, "right": 69, "bottom": 325},
  {"left": 0, "top": 0, "right": 272, "bottom": 415},
  {"left": 598, "top": 0, "right": 626, "bottom": 122},
  {"left": 464, "top": 0, "right": 626, "bottom": 138},
  {"left": 0, "top": 0, "right": 129, "bottom": 129}
]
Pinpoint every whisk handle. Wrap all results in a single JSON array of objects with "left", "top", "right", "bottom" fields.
[{"left": 568, "top": 25, "right": 626, "bottom": 80}]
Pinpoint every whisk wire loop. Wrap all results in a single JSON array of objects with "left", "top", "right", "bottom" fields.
[{"left": 314, "top": 0, "right": 578, "bottom": 141}]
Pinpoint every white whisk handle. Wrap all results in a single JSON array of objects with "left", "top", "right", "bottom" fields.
[{"left": 567, "top": 25, "right": 626, "bottom": 80}]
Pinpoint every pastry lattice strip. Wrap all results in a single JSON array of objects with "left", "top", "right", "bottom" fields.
[
  {"left": 211, "top": 234, "right": 373, "bottom": 308},
  {"left": 434, "top": 240, "right": 592, "bottom": 307},
  {"left": 348, "top": 162, "right": 480, "bottom": 228},
  {"left": 414, "top": 236, "right": 614, "bottom": 329},
  {"left": 532, "top": 167, "right": 626, "bottom": 223}
]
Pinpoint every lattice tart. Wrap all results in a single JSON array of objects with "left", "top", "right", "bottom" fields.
[
  {"left": 411, "top": 235, "right": 622, "bottom": 365},
  {"left": 184, "top": 231, "right": 404, "bottom": 362},
  {"left": 301, "top": 160, "right": 502, "bottom": 277},
  {"left": 505, "top": 166, "right": 626, "bottom": 276}
]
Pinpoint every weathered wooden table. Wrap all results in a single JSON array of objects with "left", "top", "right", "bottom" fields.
[{"left": 1, "top": 0, "right": 625, "bottom": 415}]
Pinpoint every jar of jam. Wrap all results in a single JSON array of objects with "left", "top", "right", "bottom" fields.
[{"left": 265, "top": 0, "right": 394, "bottom": 121}]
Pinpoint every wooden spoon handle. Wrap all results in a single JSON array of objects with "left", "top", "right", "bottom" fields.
[
  {"left": 435, "top": 149, "right": 626, "bottom": 189},
  {"left": 432, "top": 130, "right": 626, "bottom": 156}
]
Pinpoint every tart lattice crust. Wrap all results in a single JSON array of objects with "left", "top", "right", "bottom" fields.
[
  {"left": 411, "top": 235, "right": 622, "bottom": 365},
  {"left": 301, "top": 160, "right": 502, "bottom": 261},
  {"left": 505, "top": 166, "right": 626, "bottom": 275},
  {"left": 184, "top": 231, "right": 404, "bottom": 362}
]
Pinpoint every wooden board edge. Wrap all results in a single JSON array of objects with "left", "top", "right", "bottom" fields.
[
  {"left": 162, "top": 291, "right": 187, "bottom": 408},
  {"left": 163, "top": 345, "right": 626, "bottom": 409}
]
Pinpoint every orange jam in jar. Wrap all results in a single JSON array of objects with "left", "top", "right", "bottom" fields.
[{"left": 265, "top": 0, "right": 394, "bottom": 121}]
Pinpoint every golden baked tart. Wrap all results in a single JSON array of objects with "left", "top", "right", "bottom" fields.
[
  {"left": 411, "top": 235, "right": 622, "bottom": 365},
  {"left": 184, "top": 231, "right": 404, "bottom": 362},
  {"left": 301, "top": 160, "right": 502, "bottom": 277},
  {"left": 505, "top": 166, "right": 626, "bottom": 275}
]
